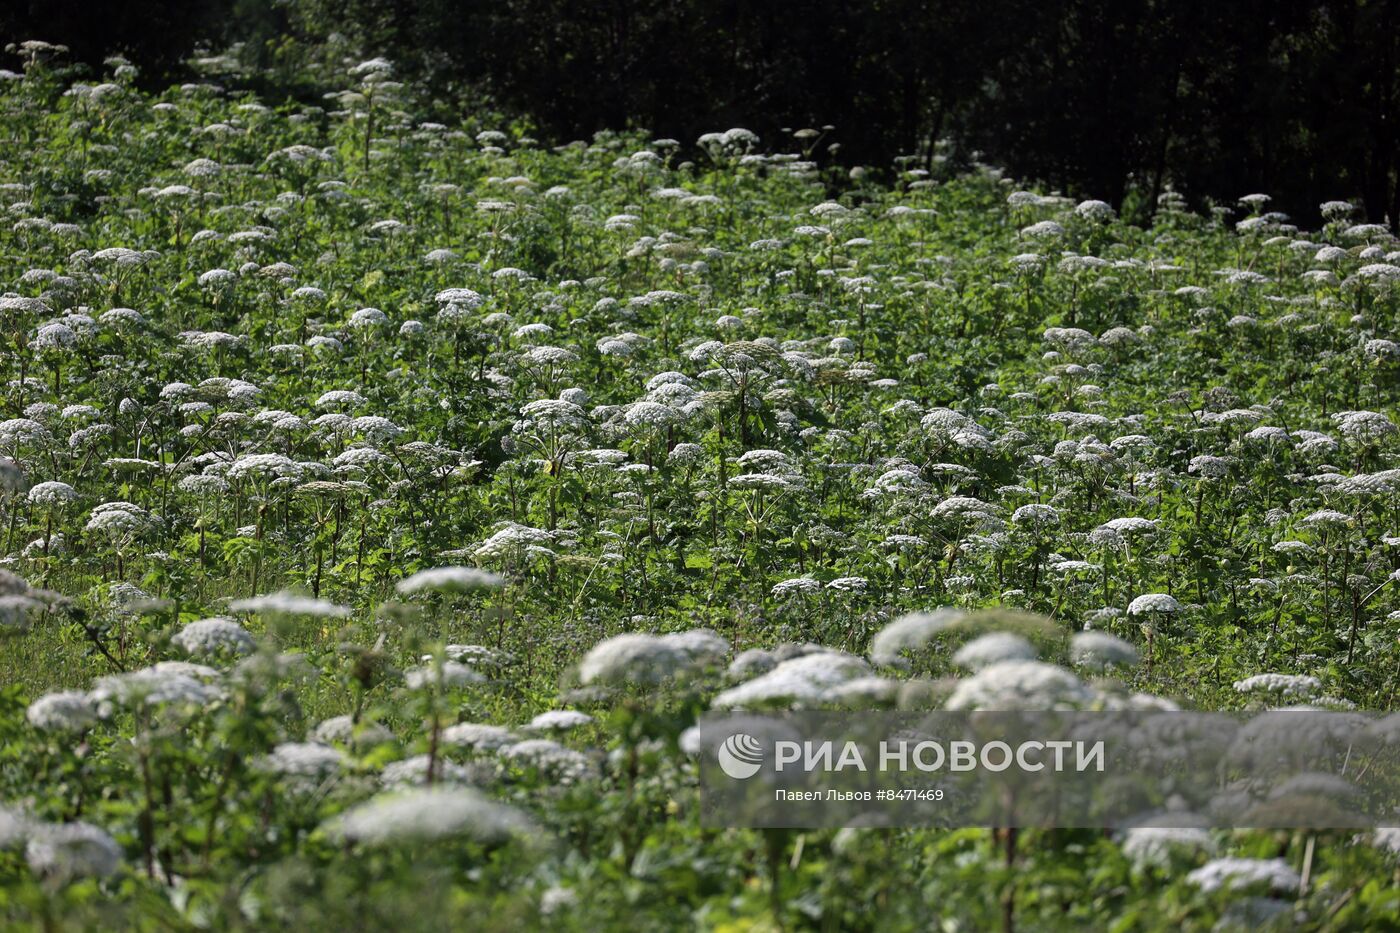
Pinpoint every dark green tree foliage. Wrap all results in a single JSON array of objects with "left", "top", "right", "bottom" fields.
[
  {"left": 0, "top": 0, "right": 235, "bottom": 82},
  {"left": 276, "top": 0, "right": 1400, "bottom": 226},
  {"left": 5, "top": 0, "right": 1400, "bottom": 226}
]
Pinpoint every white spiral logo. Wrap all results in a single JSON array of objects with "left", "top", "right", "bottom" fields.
[{"left": 716, "top": 732, "right": 764, "bottom": 779}]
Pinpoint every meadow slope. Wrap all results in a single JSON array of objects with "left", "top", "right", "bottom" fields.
[{"left": 1, "top": 54, "right": 1399, "bottom": 929}]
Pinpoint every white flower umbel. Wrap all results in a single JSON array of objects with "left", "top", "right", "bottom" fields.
[
  {"left": 952, "top": 633, "right": 1037, "bottom": 670},
  {"left": 27, "top": 480, "right": 76, "bottom": 506},
  {"left": 869, "top": 609, "right": 965, "bottom": 667},
  {"left": 1070, "top": 632, "right": 1139, "bottom": 672},
  {"left": 313, "top": 715, "right": 393, "bottom": 748},
  {"left": 578, "top": 629, "right": 728, "bottom": 684},
  {"left": 230, "top": 591, "right": 351, "bottom": 617},
  {"left": 945, "top": 661, "right": 1095, "bottom": 710},
  {"left": 325, "top": 787, "right": 535, "bottom": 846},
  {"left": 396, "top": 566, "right": 505, "bottom": 596},
  {"left": 379, "top": 754, "right": 476, "bottom": 786},
  {"left": 1120, "top": 827, "right": 1215, "bottom": 870},
  {"left": 712, "top": 652, "right": 870, "bottom": 709},
  {"left": 1126, "top": 593, "right": 1181, "bottom": 674},
  {"left": 526, "top": 710, "right": 593, "bottom": 732},
  {"left": 403, "top": 660, "right": 484, "bottom": 690},
  {"left": 25, "top": 821, "right": 122, "bottom": 882},
  {"left": 1126, "top": 593, "right": 1182, "bottom": 616},
  {"left": 90, "top": 664, "right": 222, "bottom": 713},
  {"left": 26, "top": 691, "right": 97, "bottom": 732},
  {"left": 1233, "top": 673, "right": 1321, "bottom": 701},
  {"left": 500, "top": 739, "right": 595, "bottom": 783},
  {"left": 172, "top": 617, "right": 255, "bottom": 658},
  {"left": 1186, "top": 857, "right": 1300, "bottom": 894},
  {"left": 442, "top": 723, "right": 517, "bottom": 751},
  {"left": 257, "top": 742, "right": 346, "bottom": 778}
]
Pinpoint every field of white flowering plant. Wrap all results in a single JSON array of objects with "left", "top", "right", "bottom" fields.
[{"left": 2, "top": 49, "right": 1400, "bottom": 930}]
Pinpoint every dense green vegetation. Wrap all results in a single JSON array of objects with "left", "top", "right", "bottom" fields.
[{"left": 1, "top": 50, "right": 1400, "bottom": 929}]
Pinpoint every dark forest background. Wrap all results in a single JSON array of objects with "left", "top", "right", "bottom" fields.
[{"left": 4, "top": 0, "right": 1400, "bottom": 227}]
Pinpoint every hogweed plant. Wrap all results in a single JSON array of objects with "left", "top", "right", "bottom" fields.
[{"left": 0, "top": 47, "right": 1399, "bottom": 930}]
